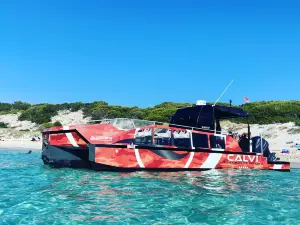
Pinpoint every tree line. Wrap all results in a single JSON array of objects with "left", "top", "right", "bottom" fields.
[{"left": 0, "top": 100, "right": 300, "bottom": 126}]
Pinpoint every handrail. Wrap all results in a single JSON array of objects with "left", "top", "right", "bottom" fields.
[{"left": 80, "top": 117, "right": 228, "bottom": 134}]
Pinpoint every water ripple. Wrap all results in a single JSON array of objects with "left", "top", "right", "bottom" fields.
[{"left": 0, "top": 150, "right": 300, "bottom": 225}]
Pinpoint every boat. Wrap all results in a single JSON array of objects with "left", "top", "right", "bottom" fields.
[{"left": 41, "top": 101, "right": 290, "bottom": 172}]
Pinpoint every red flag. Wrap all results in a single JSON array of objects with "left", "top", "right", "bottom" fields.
[{"left": 244, "top": 96, "right": 250, "bottom": 103}]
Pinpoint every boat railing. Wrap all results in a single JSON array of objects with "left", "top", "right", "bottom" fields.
[
  {"left": 85, "top": 118, "right": 156, "bottom": 130},
  {"left": 85, "top": 118, "right": 228, "bottom": 135}
]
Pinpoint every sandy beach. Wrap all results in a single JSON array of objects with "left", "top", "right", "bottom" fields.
[{"left": 0, "top": 140, "right": 42, "bottom": 151}]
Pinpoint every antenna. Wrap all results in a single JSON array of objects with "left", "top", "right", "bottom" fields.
[{"left": 212, "top": 79, "right": 234, "bottom": 107}]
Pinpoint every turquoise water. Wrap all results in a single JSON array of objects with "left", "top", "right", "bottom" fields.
[{"left": 1, "top": 150, "right": 300, "bottom": 225}]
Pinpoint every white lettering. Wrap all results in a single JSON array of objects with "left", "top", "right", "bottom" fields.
[
  {"left": 227, "top": 154, "right": 259, "bottom": 164},
  {"left": 236, "top": 155, "right": 242, "bottom": 162},
  {"left": 228, "top": 154, "right": 235, "bottom": 161},
  {"left": 248, "top": 155, "right": 256, "bottom": 163},
  {"left": 91, "top": 136, "right": 113, "bottom": 141},
  {"left": 201, "top": 126, "right": 210, "bottom": 129}
]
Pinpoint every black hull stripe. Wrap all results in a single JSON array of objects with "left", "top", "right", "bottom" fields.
[
  {"left": 90, "top": 163, "right": 212, "bottom": 172},
  {"left": 149, "top": 150, "right": 189, "bottom": 160},
  {"left": 47, "top": 144, "right": 290, "bottom": 165},
  {"left": 272, "top": 169, "right": 290, "bottom": 172},
  {"left": 268, "top": 161, "right": 290, "bottom": 165}
]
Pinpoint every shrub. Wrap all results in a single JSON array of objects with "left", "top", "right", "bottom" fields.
[
  {"left": 13, "top": 101, "right": 31, "bottom": 111},
  {"left": 41, "top": 122, "right": 54, "bottom": 128},
  {"left": 0, "top": 122, "right": 8, "bottom": 128},
  {"left": 69, "top": 102, "right": 85, "bottom": 112},
  {"left": 19, "top": 129, "right": 30, "bottom": 132},
  {"left": 19, "top": 104, "right": 58, "bottom": 124},
  {"left": 53, "top": 121, "right": 62, "bottom": 126}
]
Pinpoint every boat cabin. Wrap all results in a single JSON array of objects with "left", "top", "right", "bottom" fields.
[{"left": 89, "top": 103, "right": 249, "bottom": 152}]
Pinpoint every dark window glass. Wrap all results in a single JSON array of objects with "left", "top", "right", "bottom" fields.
[
  {"left": 210, "top": 135, "right": 226, "bottom": 149},
  {"left": 192, "top": 133, "right": 209, "bottom": 148},
  {"left": 153, "top": 128, "right": 172, "bottom": 146},
  {"left": 135, "top": 128, "right": 153, "bottom": 145},
  {"left": 173, "top": 130, "right": 191, "bottom": 148}
]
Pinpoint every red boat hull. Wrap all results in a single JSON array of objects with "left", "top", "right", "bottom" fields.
[{"left": 41, "top": 124, "right": 290, "bottom": 172}]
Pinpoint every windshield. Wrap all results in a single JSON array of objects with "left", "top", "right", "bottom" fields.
[{"left": 90, "top": 118, "right": 155, "bottom": 130}]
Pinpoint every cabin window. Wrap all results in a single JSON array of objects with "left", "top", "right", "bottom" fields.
[
  {"left": 153, "top": 128, "right": 172, "bottom": 146},
  {"left": 192, "top": 133, "right": 209, "bottom": 148},
  {"left": 135, "top": 128, "right": 153, "bottom": 145},
  {"left": 173, "top": 130, "right": 191, "bottom": 148},
  {"left": 210, "top": 135, "right": 226, "bottom": 149}
]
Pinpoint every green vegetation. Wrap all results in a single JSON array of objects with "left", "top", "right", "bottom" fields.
[
  {"left": 0, "top": 122, "right": 8, "bottom": 128},
  {"left": 18, "top": 104, "right": 58, "bottom": 124},
  {"left": 41, "top": 122, "right": 55, "bottom": 128},
  {"left": 19, "top": 129, "right": 30, "bottom": 132},
  {"left": 239, "top": 101, "right": 300, "bottom": 126},
  {"left": 1, "top": 100, "right": 300, "bottom": 126},
  {"left": 40, "top": 121, "right": 62, "bottom": 129},
  {"left": 53, "top": 121, "right": 63, "bottom": 126}
]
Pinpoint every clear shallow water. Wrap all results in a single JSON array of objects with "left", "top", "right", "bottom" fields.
[{"left": 0, "top": 150, "right": 300, "bottom": 225}]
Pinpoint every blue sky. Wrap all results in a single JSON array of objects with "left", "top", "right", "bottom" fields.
[{"left": 0, "top": 0, "right": 299, "bottom": 107}]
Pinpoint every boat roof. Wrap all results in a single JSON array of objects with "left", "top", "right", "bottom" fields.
[
  {"left": 212, "top": 105, "right": 248, "bottom": 119},
  {"left": 172, "top": 104, "right": 248, "bottom": 120},
  {"left": 170, "top": 104, "right": 248, "bottom": 130}
]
